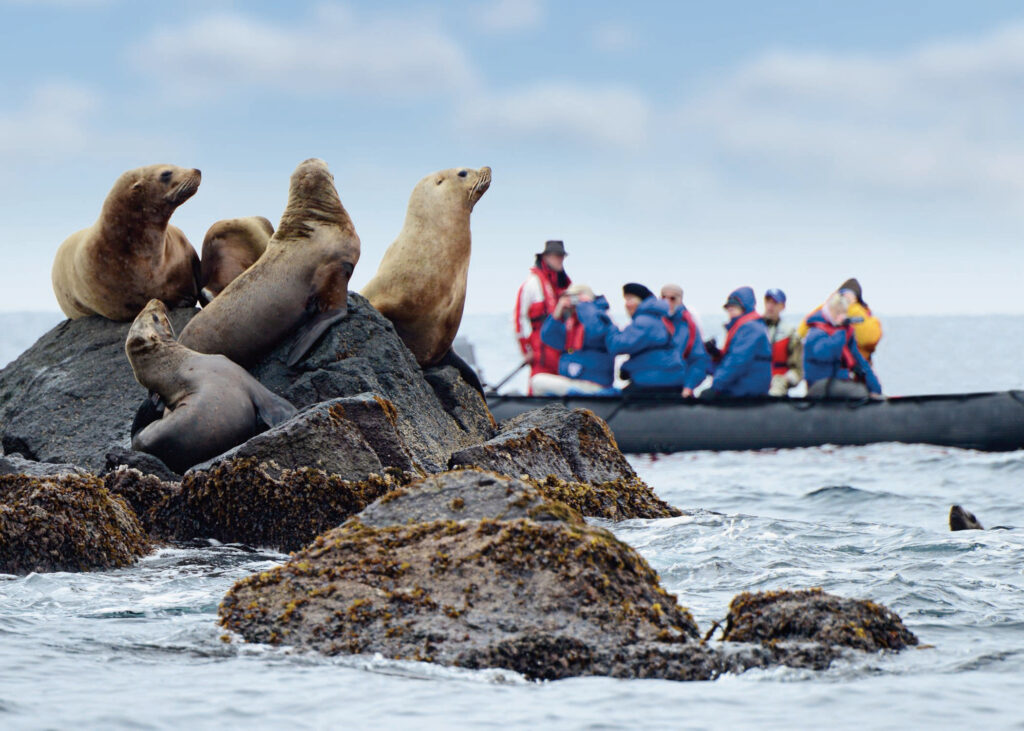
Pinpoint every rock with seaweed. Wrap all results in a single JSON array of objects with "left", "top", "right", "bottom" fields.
[
  {"left": 0, "top": 308, "right": 198, "bottom": 472},
  {"left": 0, "top": 473, "right": 151, "bottom": 574},
  {"left": 720, "top": 588, "right": 919, "bottom": 652},
  {"left": 170, "top": 459, "right": 416, "bottom": 552},
  {"left": 251, "top": 293, "right": 493, "bottom": 472},
  {"left": 449, "top": 404, "right": 678, "bottom": 519},
  {"left": 102, "top": 467, "right": 182, "bottom": 540},
  {"left": 218, "top": 470, "right": 725, "bottom": 681}
]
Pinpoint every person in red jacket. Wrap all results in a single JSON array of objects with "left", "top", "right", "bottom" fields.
[{"left": 514, "top": 240, "right": 571, "bottom": 384}]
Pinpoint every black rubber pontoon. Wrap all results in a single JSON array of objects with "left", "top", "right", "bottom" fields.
[{"left": 485, "top": 391, "right": 1024, "bottom": 453}]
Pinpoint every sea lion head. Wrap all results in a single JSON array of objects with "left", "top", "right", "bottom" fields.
[
  {"left": 949, "top": 504, "right": 984, "bottom": 531},
  {"left": 120, "top": 164, "right": 202, "bottom": 212},
  {"left": 276, "top": 158, "right": 357, "bottom": 242},
  {"left": 126, "top": 298, "right": 176, "bottom": 359},
  {"left": 423, "top": 166, "right": 492, "bottom": 212}
]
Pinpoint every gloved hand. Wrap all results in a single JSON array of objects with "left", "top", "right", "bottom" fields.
[
  {"left": 704, "top": 339, "right": 722, "bottom": 362},
  {"left": 518, "top": 338, "right": 533, "bottom": 358}
]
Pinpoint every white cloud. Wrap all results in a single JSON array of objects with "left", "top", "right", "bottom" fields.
[
  {"left": 474, "top": 0, "right": 544, "bottom": 33},
  {"left": 130, "top": 4, "right": 478, "bottom": 100},
  {"left": 678, "top": 23, "right": 1024, "bottom": 202},
  {"left": 590, "top": 22, "right": 636, "bottom": 53},
  {"left": 0, "top": 82, "right": 99, "bottom": 157},
  {"left": 462, "top": 82, "right": 651, "bottom": 149}
]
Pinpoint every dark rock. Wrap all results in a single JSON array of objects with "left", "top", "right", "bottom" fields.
[
  {"left": 104, "top": 447, "right": 181, "bottom": 482},
  {"left": 721, "top": 588, "right": 919, "bottom": 652},
  {"left": 0, "top": 308, "right": 198, "bottom": 472},
  {"left": 422, "top": 365, "right": 496, "bottom": 443},
  {"left": 172, "top": 458, "right": 415, "bottom": 552},
  {"left": 251, "top": 293, "right": 485, "bottom": 472},
  {"left": 450, "top": 404, "right": 638, "bottom": 484},
  {"left": 102, "top": 467, "right": 181, "bottom": 539},
  {"left": 218, "top": 469, "right": 703, "bottom": 680},
  {"left": 450, "top": 405, "right": 679, "bottom": 520},
  {"left": 0, "top": 473, "right": 151, "bottom": 574},
  {"left": 950, "top": 504, "right": 984, "bottom": 531},
  {"left": 0, "top": 453, "right": 87, "bottom": 477},
  {"left": 187, "top": 395, "right": 418, "bottom": 480}
]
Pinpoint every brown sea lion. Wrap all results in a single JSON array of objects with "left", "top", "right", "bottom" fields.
[
  {"left": 950, "top": 504, "right": 984, "bottom": 531},
  {"left": 52, "top": 164, "right": 202, "bottom": 320},
  {"left": 361, "top": 166, "right": 491, "bottom": 384},
  {"left": 198, "top": 216, "right": 274, "bottom": 305},
  {"left": 178, "top": 158, "right": 360, "bottom": 367},
  {"left": 126, "top": 299, "right": 297, "bottom": 474}
]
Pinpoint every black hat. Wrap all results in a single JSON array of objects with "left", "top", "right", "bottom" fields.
[
  {"left": 622, "top": 282, "right": 654, "bottom": 301},
  {"left": 537, "top": 240, "right": 567, "bottom": 257},
  {"left": 838, "top": 277, "right": 862, "bottom": 302}
]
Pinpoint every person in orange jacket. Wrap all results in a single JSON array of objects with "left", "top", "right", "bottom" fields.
[{"left": 514, "top": 240, "right": 571, "bottom": 383}]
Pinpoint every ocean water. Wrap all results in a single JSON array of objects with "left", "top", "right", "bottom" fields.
[{"left": 2, "top": 312, "right": 1023, "bottom": 729}]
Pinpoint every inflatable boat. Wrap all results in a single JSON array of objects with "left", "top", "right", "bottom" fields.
[{"left": 484, "top": 390, "right": 1024, "bottom": 453}]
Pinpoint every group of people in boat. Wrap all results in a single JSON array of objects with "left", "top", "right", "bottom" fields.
[{"left": 514, "top": 240, "right": 884, "bottom": 400}]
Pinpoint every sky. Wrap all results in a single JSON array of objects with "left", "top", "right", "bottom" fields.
[{"left": 3, "top": 0, "right": 1024, "bottom": 320}]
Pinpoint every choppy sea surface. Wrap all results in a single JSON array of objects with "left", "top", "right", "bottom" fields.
[{"left": 2, "top": 312, "right": 1023, "bottom": 729}]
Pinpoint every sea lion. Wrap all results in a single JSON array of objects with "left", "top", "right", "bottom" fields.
[
  {"left": 949, "top": 504, "right": 984, "bottom": 531},
  {"left": 198, "top": 216, "right": 274, "bottom": 305},
  {"left": 52, "top": 164, "right": 202, "bottom": 320},
  {"left": 126, "top": 299, "right": 297, "bottom": 474},
  {"left": 178, "top": 158, "right": 360, "bottom": 367},
  {"left": 361, "top": 166, "right": 491, "bottom": 387}
]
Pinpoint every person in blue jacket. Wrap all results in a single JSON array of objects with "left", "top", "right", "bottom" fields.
[
  {"left": 664, "top": 291, "right": 711, "bottom": 397},
  {"left": 704, "top": 286, "right": 771, "bottom": 397},
  {"left": 605, "top": 282, "right": 687, "bottom": 392},
  {"left": 532, "top": 284, "right": 615, "bottom": 395},
  {"left": 803, "top": 291, "right": 883, "bottom": 399}
]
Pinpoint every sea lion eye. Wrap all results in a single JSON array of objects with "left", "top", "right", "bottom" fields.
[
  {"left": 435, "top": 177, "right": 444, "bottom": 185},
  {"left": 151, "top": 314, "right": 159, "bottom": 324},
  {"left": 458, "top": 170, "right": 468, "bottom": 178},
  {"left": 160, "top": 170, "right": 173, "bottom": 184}
]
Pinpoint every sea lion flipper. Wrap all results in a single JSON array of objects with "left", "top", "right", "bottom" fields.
[
  {"left": 286, "top": 308, "right": 347, "bottom": 367},
  {"left": 251, "top": 389, "right": 298, "bottom": 429},
  {"left": 130, "top": 393, "right": 165, "bottom": 439},
  {"left": 286, "top": 262, "right": 353, "bottom": 367},
  {"left": 437, "top": 348, "right": 485, "bottom": 395}
]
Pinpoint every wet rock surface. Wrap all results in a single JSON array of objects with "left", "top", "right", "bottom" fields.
[
  {"left": 172, "top": 458, "right": 415, "bottom": 552},
  {"left": 219, "top": 470, "right": 703, "bottom": 679},
  {"left": 0, "top": 308, "right": 198, "bottom": 472},
  {"left": 721, "top": 588, "right": 919, "bottom": 651},
  {"left": 0, "top": 473, "right": 151, "bottom": 574}
]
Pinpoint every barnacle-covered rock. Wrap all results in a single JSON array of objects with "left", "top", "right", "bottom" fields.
[
  {"left": 172, "top": 458, "right": 415, "bottom": 552},
  {"left": 721, "top": 588, "right": 919, "bottom": 652},
  {"left": 0, "top": 473, "right": 150, "bottom": 574},
  {"left": 219, "top": 469, "right": 704, "bottom": 680}
]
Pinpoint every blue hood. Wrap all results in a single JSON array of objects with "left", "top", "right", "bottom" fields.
[{"left": 727, "top": 286, "right": 757, "bottom": 314}]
